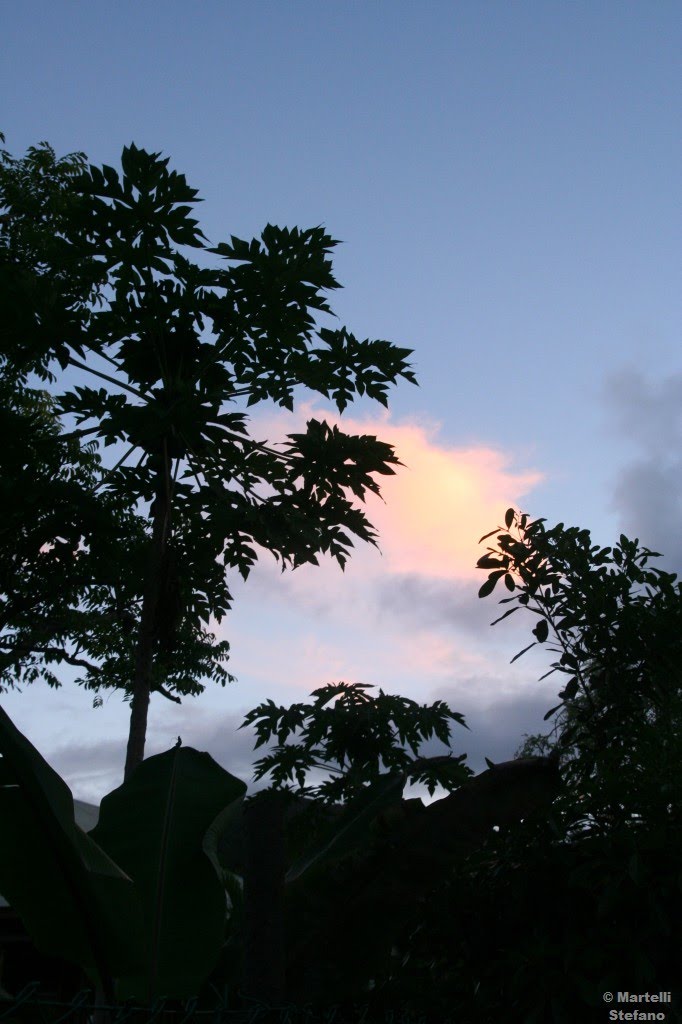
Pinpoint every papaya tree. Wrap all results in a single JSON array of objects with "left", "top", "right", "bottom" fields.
[
  {"left": 240, "top": 679, "right": 473, "bottom": 805},
  {"left": 0, "top": 134, "right": 418, "bottom": 780}
]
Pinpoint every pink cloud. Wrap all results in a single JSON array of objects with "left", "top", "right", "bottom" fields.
[
  {"left": 202, "top": 402, "right": 546, "bottom": 710},
  {"left": 248, "top": 402, "right": 543, "bottom": 582}
]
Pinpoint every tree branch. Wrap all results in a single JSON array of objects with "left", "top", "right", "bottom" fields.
[
  {"left": 155, "top": 683, "right": 182, "bottom": 704},
  {"left": 0, "top": 643, "right": 103, "bottom": 674}
]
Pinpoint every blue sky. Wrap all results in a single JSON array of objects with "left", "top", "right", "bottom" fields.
[{"left": 2, "top": 1, "right": 680, "bottom": 807}]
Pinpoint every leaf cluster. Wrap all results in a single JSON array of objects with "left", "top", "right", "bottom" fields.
[
  {"left": 239, "top": 681, "right": 472, "bottom": 805},
  {"left": 0, "top": 371, "right": 130, "bottom": 688},
  {"left": 0, "top": 134, "right": 107, "bottom": 380}
]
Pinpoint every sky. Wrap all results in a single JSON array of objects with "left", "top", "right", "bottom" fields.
[{"left": 1, "top": 1, "right": 680, "bottom": 809}]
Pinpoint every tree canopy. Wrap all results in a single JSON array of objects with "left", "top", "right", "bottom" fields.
[{"left": 0, "top": 133, "right": 418, "bottom": 778}]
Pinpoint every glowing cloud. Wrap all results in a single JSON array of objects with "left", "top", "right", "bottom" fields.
[{"left": 248, "top": 402, "right": 543, "bottom": 582}]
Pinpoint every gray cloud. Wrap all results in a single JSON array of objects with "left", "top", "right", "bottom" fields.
[
  {"left": 49, "top": 739, "right": 128, "bottom": 806},
  {"left": 604, "top": 368, "right": 682, "bottom": 575},
  {"left": 373, "top": 573, "right": 494, "bottom": 634},
  {"left": 605, "top": 368, "right": 682, "bottom": 451},
  {"left": 430, "top": 678, "right": 557, "bottom": 763},
  {"left": 612, "top": 461, "right": 682, "bottom": 569}
]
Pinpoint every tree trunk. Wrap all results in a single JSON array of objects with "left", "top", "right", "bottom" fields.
[
  {"left": 123, "top": 454, "right": 172, "bottom": 782},
  {"left": 240, "top": 789, "right": 287, "bottom": 1012}
]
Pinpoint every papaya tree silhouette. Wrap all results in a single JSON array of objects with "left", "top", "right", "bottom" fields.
[{"left": 0, "top": 134, "right": 418, "bottom": 780}]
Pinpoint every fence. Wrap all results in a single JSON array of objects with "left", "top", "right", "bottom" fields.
[{"left": 0, "top": 983, "right": 437, "bottom": 1024}]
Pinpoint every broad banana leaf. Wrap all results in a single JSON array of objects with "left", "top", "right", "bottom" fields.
[
  {"left": 0, "top": 704, "right": 146, "bottom": 999},
  {"left": 89, "top": 744, "right": 246, "bottom": 1001}
]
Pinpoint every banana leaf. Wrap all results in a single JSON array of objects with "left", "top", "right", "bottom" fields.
[
  {"left": 89, "top": 744, "right": 246, "bottom": 1001},
  {"left": 0, "top": 704, "right": 145, "bottom": 1000}
]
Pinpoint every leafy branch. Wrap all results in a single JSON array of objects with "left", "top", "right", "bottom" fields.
[{"left": 240, "top": 681, "right": 472, "bottom": 805}]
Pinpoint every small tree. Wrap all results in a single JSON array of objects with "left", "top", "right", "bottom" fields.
[
  {"left": 375, "top": 510, "right": 682, "bottom": 1021},
  {"left": 240, "top": 679, "right": 472, "bottom": 805},
  {"left": 477, "top": 509, "right": 682, "bottom": 832},
  {"left": 1, "top": 135, "right": 418, "bottom": 780}
]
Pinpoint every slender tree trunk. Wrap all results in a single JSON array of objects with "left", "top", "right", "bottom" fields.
[
  {"left": 240, "top": 789, "right": 287, "bottom": 1012},
  {"left": 123, "top": 453, "right": 172, "bottom": 782}
]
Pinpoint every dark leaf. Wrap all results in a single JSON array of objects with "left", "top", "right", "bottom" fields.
[
  {"left": 477, "top": 555, "right": 508, "bottom": 570},
  {"left": 510, "top": 642, "right": 537, "bottom": 664},
  {"left": 478, "top": 527, "right": 501, "bottom": 544},
  {"left": 558, "top": 677, "right": 579, "bottom": 701},
  {"left": 532, "top": 619, "right": 549, "bottom": 643},
  {"left": 490, "top": 606, "right": 519, "bottom": 626}
]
